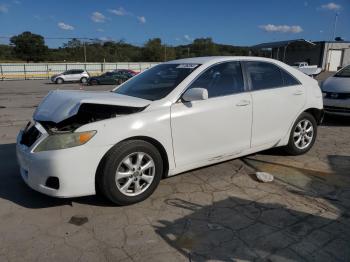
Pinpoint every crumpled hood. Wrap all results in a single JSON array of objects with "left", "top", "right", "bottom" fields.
[
  {"left": 322, "top": 77, "right": 350, "bottom": 93},
  {"left": 34, "top": 90, "right": 150, "bottom": 123}
]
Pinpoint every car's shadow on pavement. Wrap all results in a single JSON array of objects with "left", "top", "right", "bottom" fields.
[
  {"left": 154, "top": 152, "right": 350, "bottom": 261},
  {"left": 0, "top": 143, "right": 115, "bottom": 208},
  {"left": 154, "top": 196, "right": 349, "bottom": 261}
]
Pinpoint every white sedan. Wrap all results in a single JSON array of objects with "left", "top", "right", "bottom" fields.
[{"left": 16, "top": 57, "right": 323, "bottom": 205}]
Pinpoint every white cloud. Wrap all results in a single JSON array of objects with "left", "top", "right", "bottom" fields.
[
  {"left": 109, "top": 7, "right": 127, "bottom": 16},
  {"left": 259, "top": 24, "right": 303, "bottom": 33},
  {"left": 58, "top": 22, "right": 74, "bottom": 30},
  {"left": 321, "top": 2, "right": 341, "bottom": 10},
  {"left": 96, "top": 28, "right": 104, "bottom": 32},
  {"left": 184, "top": 34, "right": 193, "bottom": 42},
  {"left": 13, "top": 0, "right": 20, "bottom": 4},
  {"left": 91, "top": 12, "right": 106, "bottom": 23},
  {"left": 137, "top": 16, "right": 146, "bottom": 24},
  {"left": 98, "top": 36, "right": 112, "bottom": 42},
  {"left": 0, "top": 4, "right": 8, "bottom": 13}
]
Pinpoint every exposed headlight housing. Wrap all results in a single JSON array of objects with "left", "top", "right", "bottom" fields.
[{"left": 34, "top": 131, "right": 96, "bottom": 152}]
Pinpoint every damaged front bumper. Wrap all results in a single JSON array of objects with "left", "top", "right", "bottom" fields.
[{"left": 16, "top": 123, "right": 110, "bottom": 198}]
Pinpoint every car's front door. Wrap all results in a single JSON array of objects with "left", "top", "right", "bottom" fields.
[
  {"left": 171, "top": 61, "right": 252, "bottom": 168},
  {"left": 100, "top": 73, "right": 113, "bottom": 84},
  {"left": 244, "top": 61, "right": 306, "bottom": 148}
]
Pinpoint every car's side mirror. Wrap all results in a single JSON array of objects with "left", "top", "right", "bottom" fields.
[{"left": 182, "top": 88, "right": 208, "bottom": 102}]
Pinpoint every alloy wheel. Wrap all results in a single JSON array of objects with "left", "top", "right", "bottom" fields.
[
  {"left": 115, "top": 152, "right": 155, "bottom": 196},
  {"left": 293, "top": 119, "right": 314, "bottom": 150}
]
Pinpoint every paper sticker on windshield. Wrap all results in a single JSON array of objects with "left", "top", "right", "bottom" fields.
[{"left": 176, "top": 64, "right": 199, "bottom": 69}]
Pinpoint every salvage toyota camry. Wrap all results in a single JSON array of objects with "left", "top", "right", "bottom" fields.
[{"left": 16, "top": 57, "right": 323, "bottom": 205}]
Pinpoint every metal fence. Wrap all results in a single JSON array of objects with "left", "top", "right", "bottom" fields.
[{"left": 0, "top": 62, "right": 159, "bottom": 80}]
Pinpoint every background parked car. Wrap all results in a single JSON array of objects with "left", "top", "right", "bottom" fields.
[
  {"left": 51, "top": 69, "right": 90, "bottom": 84},
  {"left": 321, "top": 65, "right": 350, "bottom": 116},
  {"left": 114, "top": 69, "right": 139, "bottom": 76},
  {"left": 88, "top": 71, "right": 134, "bottom": 85},
  {"left": 292, "top": 62, "right": 322, "bottom": 76}
]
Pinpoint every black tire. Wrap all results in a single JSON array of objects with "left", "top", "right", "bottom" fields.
[
  {"left": 55, "top": 78, "right": 64, "bottom": 84},
  {"left": 284, "top": 112, "right": 317, "bottom": 155},
  {"left": 80, "top": 77, "right": 88, "bottom": 84},
  {"left": 90, "top": 79, "right": 98, "bottom": 85},
  {"left": 97, "top": 140, "right": 163, "bottom": 205}
]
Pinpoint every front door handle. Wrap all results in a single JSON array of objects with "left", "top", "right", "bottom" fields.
[{"left": 236, "top": 100, "right": 251, "bottom": 106}]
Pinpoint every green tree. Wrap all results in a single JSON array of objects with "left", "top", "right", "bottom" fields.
[
  {"left": 10, "top": 31, "right": 48, "bottom": 62},
  {"left": 142, "top": 38, "right": 163, "bottom": 62},
  {"left": 191, "top": 38, "right": 219, "bottom": 57}
]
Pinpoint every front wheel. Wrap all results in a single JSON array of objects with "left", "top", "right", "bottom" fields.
[
  {"left": 284, "top": 112, "right": 317, "bottom": 155},
  {"left": 55, "top": 78, "right": 64, "bottom": 84},
  {"left": 98, "top": 140, "right": 163, "bottom": 205}
]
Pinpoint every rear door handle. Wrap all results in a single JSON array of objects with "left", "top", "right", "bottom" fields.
[
  {"left": 293, "top": 90, "right": 304, "bottom": 95},
  {"left": 236, "top": 100, "right": 251, "bottom": 106}
]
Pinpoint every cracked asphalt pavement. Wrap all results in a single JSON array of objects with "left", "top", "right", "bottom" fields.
[{"left": 0, "top": 80, "right": 350, "bottom": 261}]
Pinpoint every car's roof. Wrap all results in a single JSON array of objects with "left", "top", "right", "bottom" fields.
[{"left": 165, "top": 56, "right": 281, "bottom": 65}]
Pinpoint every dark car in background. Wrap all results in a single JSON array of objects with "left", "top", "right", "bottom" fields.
[
  {"left": 113, "top": 69, "right": 139, "bottom": 76},
  {"left": 88, "top": 71, "right": 134, "bottom": 85}
]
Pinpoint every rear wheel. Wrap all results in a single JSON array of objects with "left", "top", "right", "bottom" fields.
[
  {"left": 284, "top": 112, "right": 317, "bottom": 155},
  {"left": 98, "top": 140, "right": 163, "bottom": 205},
  {"left": 80, "top": 77, "right": 88, "bottom": 84}
]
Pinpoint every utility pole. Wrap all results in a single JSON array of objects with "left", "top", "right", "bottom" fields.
[
  {"left": 164, "top": 45, "right": 167, "bottom": 61},
  {"left": 83, "top": 41, "right": 87, "bottom": 62},
  {"left": 326, "top": 12, "right": 339, "bottom": 71}
]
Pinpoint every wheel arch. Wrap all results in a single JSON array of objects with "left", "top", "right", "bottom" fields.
[
  {"left": 95, "top": 136, "right": 170, "bottom": 194},
  {"left": 304, "top": 108, "right": 324, "bottom": 125}
]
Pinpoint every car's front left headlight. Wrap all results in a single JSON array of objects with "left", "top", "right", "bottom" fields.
[{"left": 34, "top": 131, "right": 96, "bottom": 152}]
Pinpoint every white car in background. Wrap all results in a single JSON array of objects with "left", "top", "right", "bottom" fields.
[
  {"left": 51, "top": 69, "right": 90, "bottom": 84},
  {"left": 292, "top": 62, "right": 322, "bottom": 76},
  {"left": 17, "top": 57, "right": 323, "bottom": 205},
  {"left": 322, "top": 65, "right": 350, "bottom": 116}
]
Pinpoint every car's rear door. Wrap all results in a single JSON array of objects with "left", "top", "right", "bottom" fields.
[
  {"left": 70, "top": 70, "right": 83, "bottom": 81},
  {"left": 244, "top": 61, "right": 306, "bottom": 148},
  {"left": 171, "top": 61, "right": 252, "bottom": 168}
]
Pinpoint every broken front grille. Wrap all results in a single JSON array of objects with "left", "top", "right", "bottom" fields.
[{"left": 20, "top": 124, "right": 41, "bottom": 147}]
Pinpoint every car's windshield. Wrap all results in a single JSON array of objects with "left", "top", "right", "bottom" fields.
[
  {"left": 334, "top": 65, "right": 350, "bottom": 78},
  {"left": 114, "top": 63, "right": 200, "bottom": 100}
]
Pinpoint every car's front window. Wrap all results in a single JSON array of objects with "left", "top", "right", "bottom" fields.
[
  {"left": 334, "top": 66, "right": 350, "bottom": 78},
  {"left": 114, "top": 64, "right": 200, "bottom": 101}
]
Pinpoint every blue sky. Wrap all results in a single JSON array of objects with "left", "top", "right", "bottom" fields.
[{"left": 0, "top": 0, "right": 349, "bottom": 47}]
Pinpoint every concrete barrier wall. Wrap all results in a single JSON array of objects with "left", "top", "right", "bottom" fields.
[{"left": 0, "top": 62, "right": 159, "bottom": 80}]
